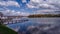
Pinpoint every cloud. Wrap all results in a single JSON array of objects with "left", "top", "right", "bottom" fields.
[
  {"left": 27, "top": 3, "right": 59, "bottom": 9},
  {"left": 25, "top": 0, "right": 60, "bottom": 14},
  {"left": 22, "top": 0, "right": 27, "bottom": 3},
  {"left": 0, "top": 1, "right": 20, "bottom": 7},
  {"left": 0, "top": 8, "right": 30, "bottom": 16},
  {"left": 26, "top": 4, "right": 38, "bottom": 8},
  {"left": 26, "top": 0, "right": 60, "bottom": 10},
  {"left": 34, "top": 9, "right": 60, "bottom": 14},
  {"left": 0, "top": 9, "right": 19, "bottom": 16},
  {"left": 0, "top": 0, "right": 15, "bottom": 1}
]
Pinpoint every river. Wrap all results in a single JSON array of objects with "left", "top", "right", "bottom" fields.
[{"left": 7, "top": 18, "right": 60, "bottom": 34}]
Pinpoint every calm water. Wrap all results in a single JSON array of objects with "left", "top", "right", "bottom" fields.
[{"left": 7, "top": 18, "right": 60, "bottom": 32}]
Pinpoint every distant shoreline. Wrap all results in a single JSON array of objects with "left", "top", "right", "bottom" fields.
[
  {"left": 28, "top": 14, "right": 60, "bottom": 18},
  {"left": 25, "top": 16, "right": 60, "bottom": 18}
]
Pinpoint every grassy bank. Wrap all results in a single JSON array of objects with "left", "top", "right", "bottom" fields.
[{"left": 0, "top": 25, "right": 18, "bottom": 34}]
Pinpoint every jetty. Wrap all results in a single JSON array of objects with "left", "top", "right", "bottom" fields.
[
  {"left": 0, "top": 12, "right": 28, "bottom": 25},
  {"left": 0, "top": 17, "right": 28, "bottom": 25},
  {"left": 3, "top": 19, "right": 28, "bottom": 25}
]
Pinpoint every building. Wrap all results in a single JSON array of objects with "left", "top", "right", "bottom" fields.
[{"left": 0, "top": 12, "right": 3, "bottom": 17}]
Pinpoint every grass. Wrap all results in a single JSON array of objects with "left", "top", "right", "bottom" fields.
[{"left": 0, "top": 25, "right": 18, "bottom": 34}]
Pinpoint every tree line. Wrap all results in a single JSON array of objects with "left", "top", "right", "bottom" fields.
[{"left": 28, "top": 14, "right": 60, "bottom": 18}]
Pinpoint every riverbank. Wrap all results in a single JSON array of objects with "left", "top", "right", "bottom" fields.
[
  {"left": 28, "top": 14, "right": 60, "bottom": 18},
  {"left": 0, "top": 25, "right": 18, "bottom": 34},
  {"left": 28, "top": 16, "right": 60, "bottom": 18}
]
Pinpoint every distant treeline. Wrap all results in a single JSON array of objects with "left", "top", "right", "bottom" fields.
[{"left": 28, "top": 14, "right": 60, "bottom": 18}]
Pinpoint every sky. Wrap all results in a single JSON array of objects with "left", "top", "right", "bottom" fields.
[{"left": 0, "top": 0, "right": 60, "bottom": 16}]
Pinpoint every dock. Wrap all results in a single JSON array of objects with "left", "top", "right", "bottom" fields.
[
  {"left": 0, "top": 17, "right": 28, "bottom": 25},
  {"left": 3, "top": 19, "right": 28, "bottom": 25},
  {"left": 0, "top": 12, "right": 28, "bottom": 25}
]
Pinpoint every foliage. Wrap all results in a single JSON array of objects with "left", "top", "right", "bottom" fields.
[{"left": 28, "top": 14, "right": 60, "bottom": 18}]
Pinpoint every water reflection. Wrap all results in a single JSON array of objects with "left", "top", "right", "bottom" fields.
[{"left": 7, "top": 18, "right": 60, "bottom": 34}]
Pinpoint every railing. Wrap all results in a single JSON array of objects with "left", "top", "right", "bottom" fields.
[
  {"left": 0, "top": 16, "right": 28, "bottom": 25},
  {"left": 3, "top": 19, "right": 28, "bottom": 25}
]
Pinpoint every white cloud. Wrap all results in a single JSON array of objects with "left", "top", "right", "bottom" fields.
[
  {"left": 26, "top": 0, "right": 60, "bottom": 9},
  {"left": 0, "top": 0, "right": 16, "bottom": 1},
  {"left": 27, "top": 3, "right": 59, "bottom": 9},
  {"left": 39, "top": 4, "right": 59, "bottom": 9},
  {"left": 0, "top": 9, "right": 30, "bottom": 16},
  {"left": 34, "top": 9, "right": 60, "bottom": 14},
  {"left": 30, "top": 0, "right": 60, "bottom": 4},
  {"left": 30, "top": 0, "right": 43, "bottom": 3},
  {"left": 26, "top": 4, "right": 38, "bottom": 8},
  {"left": 0, "top": 1, "right": 20, "bottom": 7},
  {"left": 26, "top": 0, "right": 60, "bottom": 14}
]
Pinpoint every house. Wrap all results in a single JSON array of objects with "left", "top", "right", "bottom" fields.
[{"left": 0, "top": 12, "right": 3, "bottom": 17}]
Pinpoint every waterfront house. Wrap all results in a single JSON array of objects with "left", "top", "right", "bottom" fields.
[{"left": 0, "top": 12, "right": 4, "bottom": 18}]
